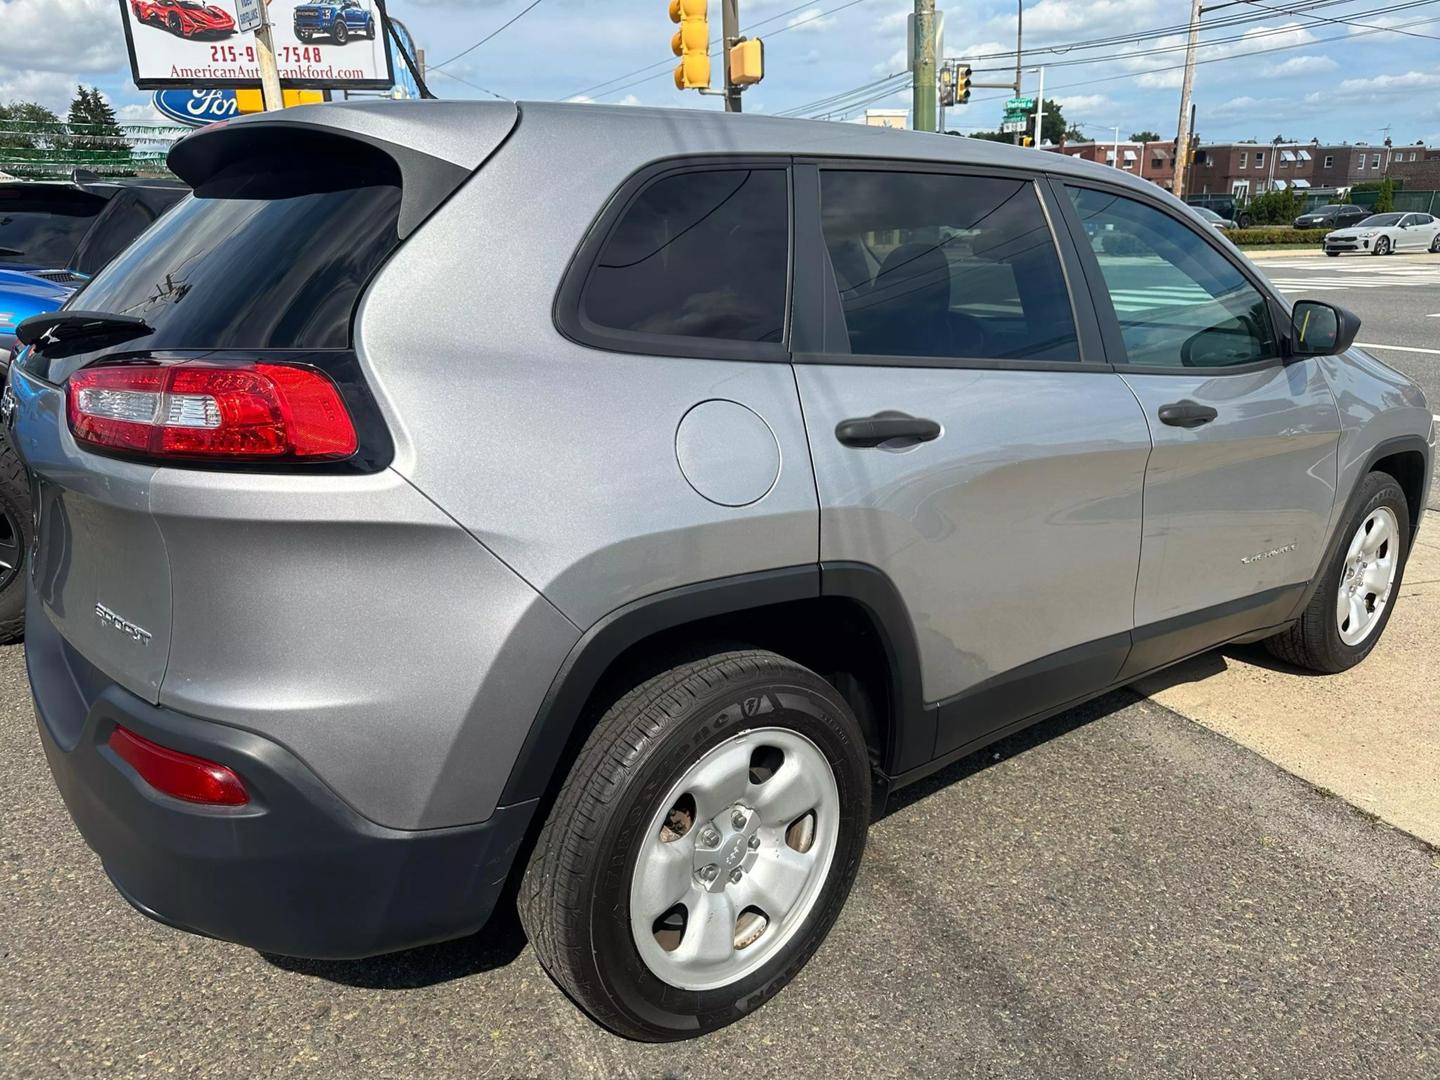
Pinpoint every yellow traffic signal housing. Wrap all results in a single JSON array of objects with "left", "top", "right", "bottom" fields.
[
  {"left": 670, "top": 0, "right": 711, "bottom": 91},
  {"left": 1021, "top": 135, "right": 1034, "bottom": 147},
  {"left": 729, "top": 37, "right": 764, "bottom": 88},
  {"left": 955, "top": 64, "right": 971, "bottom": 104}
]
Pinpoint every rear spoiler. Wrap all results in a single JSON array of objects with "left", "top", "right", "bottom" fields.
[{"left": 169, "top": 101, "right": 518, "bottom": 238}]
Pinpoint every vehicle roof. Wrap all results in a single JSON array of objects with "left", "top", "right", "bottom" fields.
[{"left": 207, "top": 97, "right": 1181, "bottom": 205}]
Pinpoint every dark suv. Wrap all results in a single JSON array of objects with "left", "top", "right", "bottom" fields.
[{"left": 1295, "top": 204, "right": 1367, "bottom": 230}]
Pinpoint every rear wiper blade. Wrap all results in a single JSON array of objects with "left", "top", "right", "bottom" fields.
[{"left": 15, "top": 310, "right": 153, "bottom": 350}]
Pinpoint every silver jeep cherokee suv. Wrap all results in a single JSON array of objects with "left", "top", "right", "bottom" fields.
[{"left": 9, "top": 101, "right": 1432, "bottom": 1041}]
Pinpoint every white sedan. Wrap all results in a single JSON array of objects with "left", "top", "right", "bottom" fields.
[{"left": 1323, "top": 211, "right": 1440, "bottom": 256}]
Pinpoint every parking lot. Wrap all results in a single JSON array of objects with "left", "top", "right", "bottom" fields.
[{"left": 3, "top": 251, "right": 1438, "bottom": 1078}]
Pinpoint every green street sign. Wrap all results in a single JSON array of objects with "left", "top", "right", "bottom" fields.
[
  {"left": 1003, "top": 112, "right": 1028, "bottom": 124},
  {"left": 1005, "top": 97, "right": 1035, "bottom": 111}
]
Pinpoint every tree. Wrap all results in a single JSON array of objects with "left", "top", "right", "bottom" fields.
[
  {"left": 1375, "top": 176, "right": 1396, "bottom": 213},
  {"left": 1130, "top": 130, "right": 1161, "bottom": 143},
  {"left": 0, "top": 101, "right": 63, "bottom": 177},
  {"left": 64, "top": 85, "right": 131, "bottom": 176}
]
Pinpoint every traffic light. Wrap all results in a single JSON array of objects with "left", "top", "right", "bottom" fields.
[
  {"left": 729, "top": 37, "right": 764, "bottom": 88},
  {"left": 670, "top": 0, "right": 711, "bottom": 91},
  {"left": 1021, "top": 135, "right": 1034, "bottom": 147},
  {"left": 939, "top": 65, "right": 955, "bottom": 108},
  {"left": 955, "top": 64, "right": 971, "bottom": 104}
]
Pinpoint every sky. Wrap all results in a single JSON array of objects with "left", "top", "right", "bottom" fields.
[{"left": 2, "top": 0, "right": 1438, "bottom": 146}]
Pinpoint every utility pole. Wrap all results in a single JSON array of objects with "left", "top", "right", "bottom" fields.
[
  {"left": 1171, "top": 0, "right": 1202, "bottom": 196},
  {"left": 1032, "top": 65, "right": 1045, "bottom": 148},
  {"left": 1013, "top": 0, "right": 1023, "bottom": 144},
  {"left": 255, "top": 1, "right": 284, "bottom": 112},
  {"left": 722, "top": 0, "right": 742, "bottom": 113},
  {"left": 912, "top": 0, "right": 937, "bottom": 133}
]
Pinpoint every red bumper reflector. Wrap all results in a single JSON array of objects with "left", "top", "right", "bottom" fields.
[{"left": 108, "top": 726, "right": 250, "bottom": 806}]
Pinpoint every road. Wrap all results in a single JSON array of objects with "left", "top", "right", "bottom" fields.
[{"left": 3, "top": 250, "right": 1439, "bottom": 1078}]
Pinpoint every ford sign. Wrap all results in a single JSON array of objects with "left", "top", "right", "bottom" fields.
[{"left": 151, "top": 89, "right": 240, "bottom": 127}]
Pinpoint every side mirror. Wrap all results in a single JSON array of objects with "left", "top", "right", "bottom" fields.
[{"left": 1290, "top": 300, "right": 1360, "bottom": 358}]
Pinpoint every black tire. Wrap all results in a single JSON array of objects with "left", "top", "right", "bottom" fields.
[
  {"left": 1265, "top": 471, "right": 1409, "bottom": 673},
  {"left": 1326, "top": 251, "right": 1340, "bottom": 257},
  {"left": 1237, "top": 213, "right": 1251, "bottom": 228},
  {"left": 0, "top": 438, "right": 31, "bottom": 645},
  {"left": 520, "top": 649, "right": 871, "bottom": 1041},
  {"left": 297, "top": 29, "right": 311, "bottom": 41},
  {"left": 168, "top": 12, "right": 181, "bottom": 34},
  {"left": 366, "top": 18, "right": 376, "bottom": 38},
  {"left": 1430, "top": 234, "right": 1440, "bottom": 253},
  {"left": 333, "top": 21, "right": 348, "bottom": 44}
]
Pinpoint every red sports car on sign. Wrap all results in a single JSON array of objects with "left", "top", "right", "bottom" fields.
[{"left": 131, "top": 0, "right": 236, "bottom": 38}]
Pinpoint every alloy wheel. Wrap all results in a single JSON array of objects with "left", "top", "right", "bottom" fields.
[
  {"left": 628, "top": 727, "right": 840, "bottom": 991},
  {"left": 0, "top": 505, "right": 20, "bottom": 594},
  {"left": 1336, "top": 506, "right": 1399, "bottom": 646}
]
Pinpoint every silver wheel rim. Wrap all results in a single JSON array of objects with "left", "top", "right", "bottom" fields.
[
  {"left": 1336, "top": 505, "right": 1399, "bottom": 646},
  {"left": 628, "top": 726, "right": 840, "bottom": 991}
]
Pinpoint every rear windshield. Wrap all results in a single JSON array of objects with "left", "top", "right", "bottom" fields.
[
  {"left": 69, "top": 150, "right": 402, "bottom": 350},
  {"left": 0, "top": 187, "right": 106, "bottom": 267}
]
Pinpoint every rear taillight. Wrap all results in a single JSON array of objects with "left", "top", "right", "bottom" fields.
[
  {"left": 66, "top": 360, "right": 357, "bottom": 461},
  {"left": 108, "top": 725, "right": 249, "bottom": 806}
]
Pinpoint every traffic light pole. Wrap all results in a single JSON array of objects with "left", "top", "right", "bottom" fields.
[
  {"left": 1172, "top": 0, "right": 1202, "bottom": 197},
  {"left": 722, "top": 0, "right": 742, "bottom": 113},
  {"left": 1013, "top": 0, "right": 1023, "bottom": 144},
  {"left": 912, "top": 0, "right": 937, "bottom": 133}
]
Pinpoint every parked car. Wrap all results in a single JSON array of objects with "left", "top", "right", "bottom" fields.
[
  {"left": 293, "top": 0, "right": 376, "bottom": 44},
  {"left": 10, "top": 102, "right": 1432, "bottom": 1042},
  {"left": 1192, "top": 206, "right": 1236, "bottom": 229},
  {"left": 1186, "top": 195, "right": 1250, "bottom": 228},
  {"left": 130, "top": 0, "right": 235, "bottom": 38},
  {"left": 1322, "top": 211, "right": 1440, "bottom": 256},
  {"left": 1295, "top": 203, "right": 1367, "bottom": 230},
  {"left": 0, "top": 172, "right": 187, "bottom": 643}
]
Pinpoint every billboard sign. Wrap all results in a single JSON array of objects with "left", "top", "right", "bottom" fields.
[
  {"left": 151, "top": 88, "right": 240, "bottom": 125},
  {"left": 119, "top": 0, "right": 395, "bottom": 90}
]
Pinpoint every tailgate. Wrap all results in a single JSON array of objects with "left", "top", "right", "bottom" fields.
[{"left": 9, "top": 366, "right": 171, "bottom": 703}]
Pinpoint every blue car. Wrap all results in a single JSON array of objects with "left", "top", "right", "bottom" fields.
[
  {"left": 294, "top": 0, "right": 376, "bottom": 45},
  {"left": 0, "top": 172, "right": 187, "bottom": 644}
]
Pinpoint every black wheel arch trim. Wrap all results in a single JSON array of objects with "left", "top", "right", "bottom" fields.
[
  {"left": 496, "top": 562, "right": 935, "bottom": 807},
  {"left": 1288, "top": 433, "right": 1432, "bottom": 620}
]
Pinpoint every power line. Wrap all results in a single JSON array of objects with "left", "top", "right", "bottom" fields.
[
  {"left": 1239, "top": 0, "right": 1440, "bottom": 40},
  {"left": 430, "top": 0, "right": 547, "bottom": 74},
  {"left": 575, "top": 0, "right": 885, "bottom": 103}
]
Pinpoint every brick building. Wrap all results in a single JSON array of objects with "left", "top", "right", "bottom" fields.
[{"left": 1047, "top": 139, "right": 1176, "bottom": 188}]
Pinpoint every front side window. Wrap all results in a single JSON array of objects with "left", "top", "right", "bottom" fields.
[
  {"left": 818, "top": 170, "right": 1078, "bottom": 362},
  {"left": 579, "top": 168, "right": 788, "bottom": 345},
  {"left": 1067, "top": 186, "right": 1277, "bottom": 370}
]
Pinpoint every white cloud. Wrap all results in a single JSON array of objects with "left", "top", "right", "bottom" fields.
[
  {"left": 0, "top": 71, "right": 80, "bottom": 113},
  {"left": 117, "top": 102, "right": 165, "bottom": 123},
  {"left": 1266, "top": 54, "right": 1337, "bottom": 76},
  {"left": 1337, "top": 70, "right": 1440, "bottom": 95},
  {"left": 787, "top": 8, "right": 837, "bottom": 33},
  {"left": 1051, "top": 94, "right": 1111, "bottom": 116},
  {"left": 0, "top": 0, "right": 123, "bottom": 75}
]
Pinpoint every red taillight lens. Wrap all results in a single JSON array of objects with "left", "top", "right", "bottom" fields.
[
  {"left": 67, "top": 361, "right": 357, "bottom": 461},
  {"left": 107, "top": 725, "right": 250, "bottom": 806}
]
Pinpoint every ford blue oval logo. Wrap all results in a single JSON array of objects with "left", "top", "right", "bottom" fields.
[{"left": 152, "top": 89, "right": 240, "bottom": 127}]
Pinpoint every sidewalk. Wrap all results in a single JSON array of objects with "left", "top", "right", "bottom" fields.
[{"left": 1137, "top": 529, "right": 1440, "bottom": 847}]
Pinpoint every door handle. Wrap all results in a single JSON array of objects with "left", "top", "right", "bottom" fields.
[
  {"left": 1157, "top": 400, "right": 1218, "bottom": 429},
  {"left": 835, "top": 412, "right": 942, "bottom": 448}
]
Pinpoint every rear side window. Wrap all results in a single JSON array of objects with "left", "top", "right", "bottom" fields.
[
  {"left": 574, "top": 167, "right": 789, "bottom": 348},
  {"left": 0, "top": 187, "right": 106, "bottom": 267},
  {"left": 70, "top": 146, "right": 402, "bottom": 350},
  {"left": 818, "top": 170, "right": 1078, "bottom": 362}
]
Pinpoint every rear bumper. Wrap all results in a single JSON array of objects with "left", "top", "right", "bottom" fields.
[{"left": 28, "top": 609, "right": 536, "bottom": 959}]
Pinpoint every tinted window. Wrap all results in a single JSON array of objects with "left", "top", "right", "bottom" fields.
[
  {"left": 0, "top": 187, "right": 105, "bottom": 266},
  {"left": 70, "top": 149, "right": 401, "bottom": 350},
  {"left": 581, "top": 169, "right": 788, "bottom": 344},
  {"left": 71, "top": 198, "right": 155, "bottom": 277},
  {"left": 1067, "top": 186, "right": 1276, "bottom": 369},
  {"left": 1359, "top": 213, "right": 1404, "bottom": 227},
  {"left": 818, "top": 170, "right": 1078, "bottom": 361}
]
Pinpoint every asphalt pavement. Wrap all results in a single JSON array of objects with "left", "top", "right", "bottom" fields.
[
  {"left": 4, "top": 638, "right": 1440, "bottom": 1079},
  {"left": 4, "top": 250, "right": 1439, "bottom": 1078}
]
